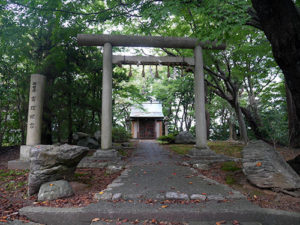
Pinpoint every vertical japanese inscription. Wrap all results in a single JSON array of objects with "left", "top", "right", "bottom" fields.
[{"left": 28, "top": 81, "right": 37, "bottom": 129}]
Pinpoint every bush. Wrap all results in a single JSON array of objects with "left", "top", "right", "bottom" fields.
[
  {"left": 112, "top": 126, "right": 130, "bottom": 143},
  {"left": 221, "top": 161, "right": 241, "bottom": 172},
  {"left": 157, "top": 134, "right": 175, "bottom": 144},
  {"left": 225, "top": 175, "right": 236, "bottom": 185}
]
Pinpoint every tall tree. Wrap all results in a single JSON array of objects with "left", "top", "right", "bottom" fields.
[{"left": 249, "top": 0, "right": 300, "bottom": 147}]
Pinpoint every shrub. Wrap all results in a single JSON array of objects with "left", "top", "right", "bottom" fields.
[
  {"left": 112, "top": 126, "right": 130, "bottom": 143},
  {"left": 221, "top": 161, "right": 241, "bottom": 172},
  {"left": 225, "top": 175, "right": 236, "bottom": 185},
  {"left": 157, "top": 134, "right": 175, "bottom": 144}
]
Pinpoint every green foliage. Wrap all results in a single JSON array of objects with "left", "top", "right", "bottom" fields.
[
  {"left": 112, "top": 126, "right": 131, "bottom": 143},
  {"left": 168, "top": 144, "right": 192, "bottom": 155},
  {"left": 157, "top": 134, "right": 175, "bottom": 144},
  {"left": 225, "top": 175, "right": 236, "bottom": 185},
  {"left": 221, "top": 161, "right": 241, "bottom": 172},
  {"left": 0, "top": 0, "right": 291, "bottom": 147}
]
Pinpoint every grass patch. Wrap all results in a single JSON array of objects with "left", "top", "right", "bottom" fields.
[
  {"left": 221, "top": 161, "right": 241, "bottom": 172},
  {"left": 168, "top": 144, "right": 192, "bottom": 155},
  {"left": 0, "top": 170, "right": 27, "bottom": 177},
  {"left": 157, "top": 140, "right": 169, "bottom": 145},
  {"left": 74, "top": 172, "right": 88, "bottom": 178},
  {"left": 225, "top": 175, "right": 236, "bottom": 185},
  {"left": 167, "top": 141, "right": 244, "bottom": 157},
  {"left": 208, "top": 141, "right": 244, "bottom": 158}
]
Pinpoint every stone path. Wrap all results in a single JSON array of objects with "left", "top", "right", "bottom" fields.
[
  {"left": 20, "top": 140, "right": 300, "bottom": 225},
  {"left": 95, "top": 140, "right": 244, "bottom": 201}
]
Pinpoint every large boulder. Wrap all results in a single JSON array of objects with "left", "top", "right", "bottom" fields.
[
  {"left": 72, "top": 132, "right": 89, "bottom": 141},
  {"left": 77, "top": 137, "right": 99, "bottom": 149},
  {"left": 28, "top": 144, "right": 89, "bottom": 195},
  {"left": 175, "top": 131, "right": 195, "bottom": 144},
  {"left": 242, "top": 140, "right": 300, "bottom": 194},
  {"left": 38, "top": 180, "right": 74, "bottom": 201},
  {"left": 73, "top": 132, "right": 99, "bottom": 149}
]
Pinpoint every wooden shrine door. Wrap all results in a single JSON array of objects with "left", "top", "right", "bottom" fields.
[{"left": 139, "top": 119, "right": 155, "bottom": 139}]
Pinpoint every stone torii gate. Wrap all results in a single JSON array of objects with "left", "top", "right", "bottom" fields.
[{"left": 78, "top": 34, "right": 225, "bottom": 156}]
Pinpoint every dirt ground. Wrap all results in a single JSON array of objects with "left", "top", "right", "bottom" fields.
[
  {"left": 0, "top": 146, "right": 126, "bottom": 222},
  {"left": 0, "top": 143, "right": 299, "bottom": 223},
  {"left": 196, "top": 162, "right": 300, "bottom": 212}
]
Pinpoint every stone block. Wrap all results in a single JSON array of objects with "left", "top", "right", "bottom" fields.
[
  {"left": 165, "top": 192, "right": 189, "bottom": 200},
  {"left": 7, "top": 160, "right": 30, "bottom": 170},
  {"left": 94, "top": 192, "right": 112, "bottom": 200},
  {"left": 190, "top": 194, "right": 207, "bottom": 200},
  {"left": 38, "top": 180, "right": 74, "bottom": 201},
  {"left": 207, "top": 194, "right": 225, "bottom": 201},
  {"left": 112, "top": 193, "right": 122, "bottom": 200},
  {"left": 106, "top": 165, "right": 123, "bottom": 174},
  {"left": 193, "top": 163, "right": 209, "bottom": 170},
  {"left": 93, "top": 149, "right": 119, "bottom": 159}
]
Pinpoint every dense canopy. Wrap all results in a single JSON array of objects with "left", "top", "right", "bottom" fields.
[{"left": 1, "top": 0, "right": 299, "bottom": 147}]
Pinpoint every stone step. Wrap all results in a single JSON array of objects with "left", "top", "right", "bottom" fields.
[
  {"left": 20, "top": 202, "right": 300, "bottom": 225},
  {"left": 90, "top": 221, "right": 262, "bottom": 225}
]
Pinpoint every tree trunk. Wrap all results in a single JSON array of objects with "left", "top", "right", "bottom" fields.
[
  {"left": 286, "top": 83, "right": 300, "bottom": 147},
  {"left": 228, "top": 112, "right": 234, "bottom": 140},
  {"left": 251, "top": 0, "right": 300, "bottom": 138},
  {"left": 235, "top": 104, "right": 248, "bottom": 144}
]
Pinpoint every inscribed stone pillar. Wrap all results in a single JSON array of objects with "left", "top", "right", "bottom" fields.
[
  {"left": 101, "top": 42, "right": 113, "bottom": 150},
  {"left": 20, "top": 74, "right": 46, "bottom": 160},
  {"left": 194, "top": 45, "right": 207, "bottom": 149}
]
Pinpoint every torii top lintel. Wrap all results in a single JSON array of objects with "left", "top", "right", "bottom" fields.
[{"left": 77, "top": 34, "right": 226, "bottom": 50}]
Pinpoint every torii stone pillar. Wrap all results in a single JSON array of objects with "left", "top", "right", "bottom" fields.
[
  {"left": 194, "top": 45, "right": 207, "bottom": 149},
  {"left": 94, "top": 43, "right": 118, "bottom": 159},
  {"left": 101, "top": 43, "right": 113, "bottom": 150}
]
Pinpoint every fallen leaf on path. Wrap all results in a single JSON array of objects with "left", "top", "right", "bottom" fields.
[
  {"left": 232, "top": 220, "right": 240, "bottom": 225},
  {"left": 161, "top": 205, "right": 168, "bottom": 208},
  {"left": 92, "top": 218, "right": 100, "bottom": 222},
  {"left": 99, "top": 191, "right": 104, "bottom": 195},
  {"left": 216, "top": 220, "right": 226, "bottom": 225},
  {"left": 189, "top": 182, "right": 193, "bottom": 184},
  {"left": 256, "top": 162, "right": 262, "bottom": 167}
]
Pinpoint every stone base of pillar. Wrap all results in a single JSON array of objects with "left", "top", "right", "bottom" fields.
[
  {"left": 8, "top": 160, "right": 30, "bottom": 170},
  {"left": 92, "top": 149, "right": 120, "bottom": 160},
  {"left": 187, "top": 147, "right": 215, "bottom": 158},
  {"left": 7, "top": 145, "right": 33, "bottom": 170},
  {"left": 20, "top": 145, "right": 33, "bottom": 161},
  {"left": 187, "top": 147, "right": 237, "bottom": 163}
]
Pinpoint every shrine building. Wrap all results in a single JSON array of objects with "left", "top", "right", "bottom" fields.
[{"left": 130, "top": 101, "right": 164, "bottom": 139}]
